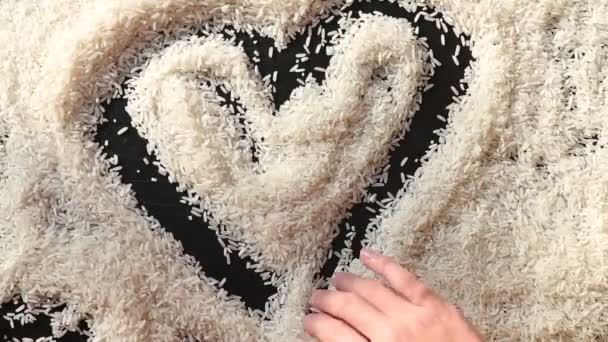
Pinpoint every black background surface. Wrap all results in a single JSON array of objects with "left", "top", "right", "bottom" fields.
[{"left": 1, "top": 1, "right": 471, "bottom": 340}]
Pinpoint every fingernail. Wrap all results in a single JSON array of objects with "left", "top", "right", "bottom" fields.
[
  {"left": 303, "top": 314, "right": 312, "bottom": 325},
  {"left": 331, "top": 272, "right": 345, "bottom": 284},
  {"left": 360, "top": 248, "right": 380, "bottom": 259},
  {"left": 302, "top": 314, "right": 315, "bottom": 333},
  {"left": 309, "top": 290, "right": 319, "bottom": 305}
]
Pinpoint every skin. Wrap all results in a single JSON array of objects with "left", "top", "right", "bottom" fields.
[{"left": 303, "top": 249, "right": 483, "bottom": 342}]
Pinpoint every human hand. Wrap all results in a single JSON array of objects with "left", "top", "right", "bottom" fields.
[{"left": 303, "top": 249, "right": 483, "bottom": 342}]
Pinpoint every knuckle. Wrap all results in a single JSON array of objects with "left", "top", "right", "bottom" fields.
[
  {"left": 411, "top": 310, "right": 441, "bottom": 332},
  {"left": 378, "top": 322, "right": 408, "bottom": 342},
  {"left": 366, "top": 279, "right": 386, "bottom": 293},
  {"left": 377, "top": 256, "right": 392, "bottom": 274},
  {"left": 413, "top": 282, "right": 430, "bottom": 299},
  {"left": 394, "top": 270, "right": 416, "bottom": 290}
]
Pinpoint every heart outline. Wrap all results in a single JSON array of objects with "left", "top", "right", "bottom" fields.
[{"left": 124, "top": 15, "right": 431, "bottom": 272}]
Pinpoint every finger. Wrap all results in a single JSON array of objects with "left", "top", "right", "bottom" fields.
[
  {"left": 360, "top": 248, "right": 435, "bottom": 306},
  {"left": 332, "top": 272, "right": 415, "bottom": 315},
  {"left": 303, "top": 313, "right": 367, "bottom": 342},
  {"left": 309, "top": 289, "right": 386, "bottom": 339}
]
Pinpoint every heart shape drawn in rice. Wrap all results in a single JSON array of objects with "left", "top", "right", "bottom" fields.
[{"left": 124, "top": 15, "right": 430, "bottom": 271}]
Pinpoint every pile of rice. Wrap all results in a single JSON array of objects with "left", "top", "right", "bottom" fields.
[{"left": 1, "top": 0, "right": 607, "bottom": 340}]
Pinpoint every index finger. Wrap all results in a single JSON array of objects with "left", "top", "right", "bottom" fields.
[
  {"left": 359, "top": 248, "right": 435, "bottom": 306},
  {"left": 332, "top": 272, "right": 415, "bottom": 315}
]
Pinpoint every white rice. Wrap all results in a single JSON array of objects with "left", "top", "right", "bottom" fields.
[
  {"left": 117, "top": 127, "right": 128, "bottom": 136},
  {"left": 1, "top": 0, "right": 607, "bottom": 341}
]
